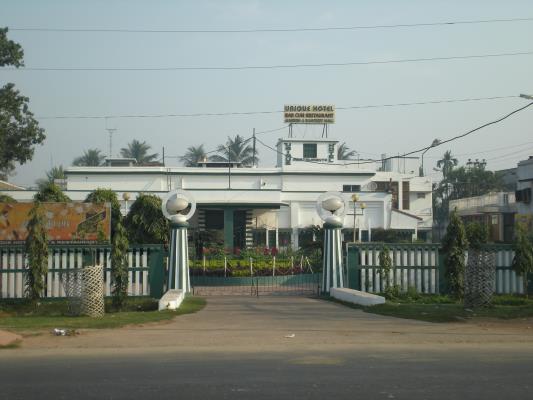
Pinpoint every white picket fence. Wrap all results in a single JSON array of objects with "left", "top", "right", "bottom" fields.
[
  {"left": 359, "top": 246, "right": 439, "bottom": 294},
  {"left": 492, "top": 248, "right": 524, "bottom": 294},
  {"left": 0, "top": 246, "right": 154, "bottom": 299},
  {"left": 352, "top": 245, "right": 524, "bottom": 295}
]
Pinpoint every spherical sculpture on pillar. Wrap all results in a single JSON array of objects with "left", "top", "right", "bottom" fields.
[
  {"left": 316, "top": 192, "right": 347, "bottom": 294},
  {"left": 161, "top": 190, "right": 196, "bottom": 293}
]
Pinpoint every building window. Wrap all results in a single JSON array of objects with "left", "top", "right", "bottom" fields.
[
  {"left": 417, "top": 193, "right": 426, "bottom": 199},
  {"left": 343, "top": 185, "right": 361, "bottom": 192},
  {"left": 402, "top": 181, "right": 410, "bottom": 210},
  {"left": 303, "top": 143, "right": 317, "bottom": 158},
  {"left": 376, "top": 181, "right": 399, "bottom": 208}
]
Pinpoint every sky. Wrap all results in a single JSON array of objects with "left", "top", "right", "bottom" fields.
[{"left": 1, "top": 0, "right": 532, "bottom": 187}]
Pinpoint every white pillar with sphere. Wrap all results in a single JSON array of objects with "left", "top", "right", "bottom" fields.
[
  {"left": 161, "top": 190, "right": 196, "bottom": 293},
  {"left": 316, "top": 192, "right": 347, "bottom": 295}
]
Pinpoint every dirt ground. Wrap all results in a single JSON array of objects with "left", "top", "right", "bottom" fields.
[{"left": 4, "top": 296, "right": 532, "bottom": 355}]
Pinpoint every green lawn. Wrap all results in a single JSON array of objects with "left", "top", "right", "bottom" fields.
[
  {"left": 327, "top": 294, "right": 533, "bottom": 323},
  {"left": 0, "top": 296, "right": 206, "bottom": 331}
]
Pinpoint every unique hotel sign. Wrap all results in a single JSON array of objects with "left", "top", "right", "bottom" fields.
[{"left": 284, "top": 104, "right": 335, "bottom": 124}]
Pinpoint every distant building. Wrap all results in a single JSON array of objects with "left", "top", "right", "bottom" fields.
[
  {"left": 449, "top": 192, "right": 516, "bottom": 242},
  {"left": 515, "top": 156, "right": 533, "bottom": 231},
  {"left": 449, "top": 155, "right": 533, "bottom": 241},
  {"left": 3, "top": 136, "right": 433, "bottom": 250}
]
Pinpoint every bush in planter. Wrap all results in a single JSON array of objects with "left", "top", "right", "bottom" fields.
[{"left": 442, "top": 209, "right": 469, "bottom": 298}]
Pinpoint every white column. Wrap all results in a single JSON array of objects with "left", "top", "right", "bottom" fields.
[
  {"left": 275, "top": 228, "right": 279, "bottom": 249},
  {"left": 265, "top": 227, "right": 269, "bottom": 248}
]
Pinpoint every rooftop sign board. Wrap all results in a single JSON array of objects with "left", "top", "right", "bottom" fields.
[
  {"left": 0, "top": 202, "right": 111, "bottom": 244},
  {"left": 284, "top": 104, "right": 335, "bottom": 124}
]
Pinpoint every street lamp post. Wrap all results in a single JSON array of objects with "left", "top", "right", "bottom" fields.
[
  {"left": 351, "top": 194, "right": 358, "bottom": 242},
  {"left": 420, "top": 139, "right": 441, "bottom": 177},
  {"left": 360, "top": 202, "right": 366, "bottom": 241}
]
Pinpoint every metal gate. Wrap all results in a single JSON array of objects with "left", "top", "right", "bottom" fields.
[{"left": 190, "top": 255, "right": 321, "bottom": 296}]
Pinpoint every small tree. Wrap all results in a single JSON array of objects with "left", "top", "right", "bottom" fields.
[
  {"left": 0, "top": 193, "right": 16, "bottom": 203},
  {"left": 124, "top": 194, "right": 168, "bottom": 244},
  {"left": 34, "top": 181, "right": 71, "bottom": 202},
  {"left": 512, "top": 222, "right": 533, "bottom": 296},
  {"left": 465, "top": 221, "right": 489, "bottom": 249},
  {"left": 442, "top": 209, "right": 469, "bottom": 298},
  {"left": 111, "top": 222, "right": 129, "bottom": 308},
  {"left": 85, "top": 189, "right": 129, "bottom": 308},
  {"left": 25, "top": 202, "right": 48, "bottom": 304},
  {"left": 378, "top": 245, "right": 393, "bottom": 292}
]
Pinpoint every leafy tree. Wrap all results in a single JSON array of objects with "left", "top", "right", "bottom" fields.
[
  {"left": 465, "top": 221, "right": 489, "bottom": 249},
  {"left": 0, "top": 193, "right": 16, "bottom": 203},
  {"left": 0, "top": 28, "right": 46, "bottom": 174},
  {"left": 179, "top": 145, "right": 207, "bottom": 167},
  {"left": 433, "top": 155, "right": 503, "bottom": 241},
  {"left": 120, "top": 140, "right": 158, "bottom": 164},
  {"left": 211, "top": 135, "right": 256, "bottom": 166},
  {"left": 25, "top": 202, "right": 48, "bottom": 304},
  {"left": 85, "top": 189, "right": 129, "bottom": 307},
  {"left": 73, "top": 148, "right": 106, "bottom": 166},
  {"left": 34, "top": 182, "right": 71, "bottom": 202},
  {"left": 337, "top": 142, "right": 357, "bottom": 160},
  {"left": 442, "top": 209, "right": 469, "bottom": 298},
  {"left": 437, "top": 150, "right": 458, "bottom": 180},
  {"left": 124, "top": 194, "right": 169, "bottom": 244},
  {"left": 512, "top": 222, "right": 533, "bottom": 296}
]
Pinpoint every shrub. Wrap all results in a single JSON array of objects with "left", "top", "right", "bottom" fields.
[
  {"left": 25, "top": 202, "right": 48, "bottom": 304},
  {"left": 442, "top": 209, "right": 469, "bottom": 298},
  {"left": 124, "top": 194, "right": 168, "bottom": 244}
]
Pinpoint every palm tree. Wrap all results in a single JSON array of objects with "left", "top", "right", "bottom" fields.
[
  {"left": 73, "top": 148, "right": 106, "bottom": 166},
  {"left": 179, "top": 145, "right": 207, "bottom": 167},
  {"left": 210, "top": 135, "right": 256, "bottom": 166},
  {"left": 120, "top": 140, "right": 159, "bottom": 164},
  {"left": 36, "top": 165, "right": 65, "bottom": 191},
  {"left": 337, "top": 142, "right": 357, "bottom": 160},
  {"left": 437, "top": 150, "right": 458, "bottom": 179}
]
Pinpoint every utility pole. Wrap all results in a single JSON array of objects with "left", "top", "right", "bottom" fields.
[
  {"left": 162, "top": 146, "right": 165, "bottom": 166},
  {"left": 252, "top": 128, "right": 256, "bottom": 167}
]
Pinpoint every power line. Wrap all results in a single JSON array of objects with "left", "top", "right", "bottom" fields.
[
  {"left": 35, "top": 95, "right": 518, "bottom": 120},
  {"left": 425, "top": 140, "right": 533, "bottom": 159},
  {"left": 5, "top": 51, "right": 533, "bottom": 72},
  {"left": 8, "top": 17, "right": 533, "bottom": 34},
  {"left": 256, "top": 101, "right": 533, "bottom": 166}
]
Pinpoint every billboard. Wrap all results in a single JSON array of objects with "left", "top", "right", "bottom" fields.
[
  {"left": 284, "top": 104, "right": 335, "bottom": 124},
  {"left": 0, "top": 202, "right": 111, "bottom": 244}
]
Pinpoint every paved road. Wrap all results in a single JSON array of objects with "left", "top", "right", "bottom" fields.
[{"left": 1, "top": 296, "right": 533, "bottom": 399}]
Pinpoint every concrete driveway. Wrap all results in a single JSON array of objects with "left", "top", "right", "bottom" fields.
[{"left": 15, "top": 295, "right": 533, "bottom": 352}]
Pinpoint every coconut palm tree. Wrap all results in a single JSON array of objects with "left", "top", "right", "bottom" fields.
[
  {"left": 210, "top": 135, "right": 256, "bottom": 166},
  {"left": 35, "top": 165, "right": 65, "bottom": 191},
  {"left": 337, "top": 142, "right": 357, "bottom": 160},
  {"left": 179, "top": 145, "right": 207, "bottom": 167},
  {"left": 73, "top": 148, "right": 106, "bottom": 166},
  {"left": 437, "top": 150, "right": 458, "bottom": 179},
  {"left": 120, "top": 140, "right": 158, "bottom": 164}
]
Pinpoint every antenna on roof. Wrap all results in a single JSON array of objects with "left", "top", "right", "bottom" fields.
[{"left": 105, "top": 117, "right": 118, "bottom": 158}]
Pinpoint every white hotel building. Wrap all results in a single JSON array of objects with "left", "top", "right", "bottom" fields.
[{"left": 6, "top": 137, "right": 433, "bottom": 250}]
